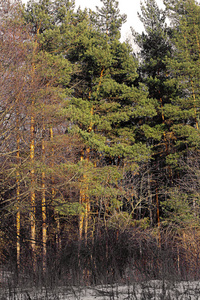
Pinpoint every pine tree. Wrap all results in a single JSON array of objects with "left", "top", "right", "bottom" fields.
[
  {"left": 62, "top": 8, "right": 157, "bottom": 239},
  {"left": 0, "top": 1, "right": 35, "bottom": 269},
  {"left": 25, "top": 0, "right": 157, "bottom": 239},
  {"left": 160, "top": 0, "right": 200, "bottom": 234},
  {"left": 164, "top": 0, "right": 200, "bottom": 152},
  {"left": 132, "top": 0, "right": 176, "bottom": 229},
  {"left": 132, "top": 0, "right": 174, "bottom": 148},
  {"left": 0, "top": 0, "right": 76, "bottom": 273},
  {"left": 90, "top": 0, "right": 127, "bottom": 39}
]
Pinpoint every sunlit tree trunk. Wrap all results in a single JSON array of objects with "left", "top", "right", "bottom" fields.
[
  {"left": 42, "top": 120, "right": 47, "bottom": 274},
  {"left": 84, "top": 147, "right": 90, "bottom": 244},
  {"left": 30, "top": 111, "right": 36, "bottom": 271},
  {"left": 79, "top": 68, "right": 104, "bottom": 242},
  {"left": 156, "top": 187, "right": 161, "bottom": 247},
  {"left": 50, "top": 126, "right": 61, "bottom": 251},
  {"left": 79, "top": 150, "right": 85, "bottom": 241},
  {"left": 16, "top": 121, "right": 20, "bottom": 271},
  {"left": 29, "top": 27, "right": 40, "bottom": 273}
]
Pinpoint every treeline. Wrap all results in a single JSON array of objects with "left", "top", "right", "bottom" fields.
[{"left": 0, "top": 0, "right": 200, "bottom": 284}]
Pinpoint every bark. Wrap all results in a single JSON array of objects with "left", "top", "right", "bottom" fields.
[
  {"left": 79, "top": 150, "right": 85, "bottom": 240},
  {"left": 79, "top": 68, "right": 104, "bottom": 241},
  {"left": 16, "top": 128, "right": 20, "bottom": 271},
  {"left": 30, "top": 114, "right": 36, "bottom": 272},
  {"left": 156, "top": 187, "right": 161, "bottom": 247},
  {"left": 50, "top": 126, "right": 61, "bottom": 251},
  {"left": 42, "top": 121, "right": 47, "bottom": 273}
]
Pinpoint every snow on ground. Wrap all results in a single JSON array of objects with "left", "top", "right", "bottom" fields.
[{"left": 2, "top": 280, "right": 200, "bottom": 299}]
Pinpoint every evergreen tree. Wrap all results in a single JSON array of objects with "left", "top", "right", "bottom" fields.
[
  {"left": 0, "top": 0, "right": 79, "bottom": 273},
  {"left": 26, "top": 0, "right": 157, "bottom": 236},
  {"left": 164, "top": 0, "right": 200, "bottom": 153},
  {"left": 61, "top": 12, "right": 157, "bottom": 238},
  {"left": 2, "top": 0, "right": 200, "bottom": 283},
  {"left": 90, "top": 0, "right": 127, "bottom": 39},
  {"left": 132, "top": 0, "right": 176, "bottom": 228},
  {"left": 160, "top": 0, "right": 200, "bottom": 234},
  {"left": 132, "top": 0, "right": 174, "bottom": 149}
]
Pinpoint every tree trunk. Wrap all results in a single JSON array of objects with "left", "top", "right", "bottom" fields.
[
  {"left": 79, "top": 150, "right": 85, "bottom": 240},
  {"left": 156, "top": 187, "right": 161, "bottom": 247},
  {"left": 42, "top": 122, "right": 47, "bottom": 274},
  {"left": 50, "top": 126, "right": 61, "bottom": 251},
  {"left": 30, "top": 114, "right": 36, "bottom": 272},
  {"left": 16, "top": 128, "right": 20, "bottom": 271}
]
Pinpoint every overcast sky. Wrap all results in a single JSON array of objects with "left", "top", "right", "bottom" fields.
[
  {"left": 21, "top": 0, "right": 165, "bottom": 41},
  {"left": 75, "top": 0, "right": 165, "bottom": 40}
]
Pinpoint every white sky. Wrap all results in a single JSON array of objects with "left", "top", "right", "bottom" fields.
[
  {"left": 74, "top": 0, "right": 165, "bottom": 40},
  {"left": 21, "top": 0, "right": 165, "bottom": 41}
]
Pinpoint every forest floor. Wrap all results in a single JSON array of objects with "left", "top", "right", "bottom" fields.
[{"left": 2, "top": 280, "right": 200, "bottom": 299}]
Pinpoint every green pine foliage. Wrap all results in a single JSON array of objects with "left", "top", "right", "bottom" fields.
[
  {"left": 90, "top": 0, "right": 127, "bottom": 39},
  {"left": 165, "top": 0, "right": 200, "bottom": 153},
  {"left": 1, "top": 0, "right": 200, "bottom": 282}
]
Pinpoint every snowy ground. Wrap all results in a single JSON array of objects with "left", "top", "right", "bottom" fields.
[{"left": 2, "top": 280, "right": 200, "bottom": 300}]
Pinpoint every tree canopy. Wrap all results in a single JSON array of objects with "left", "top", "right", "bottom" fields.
[{"left": 0, "top": 0, "right": 200, "bottom": 285}]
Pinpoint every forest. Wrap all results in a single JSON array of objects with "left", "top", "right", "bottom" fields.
[{"left": 0, "top": 0, "right": 200, "bottom": 286}]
